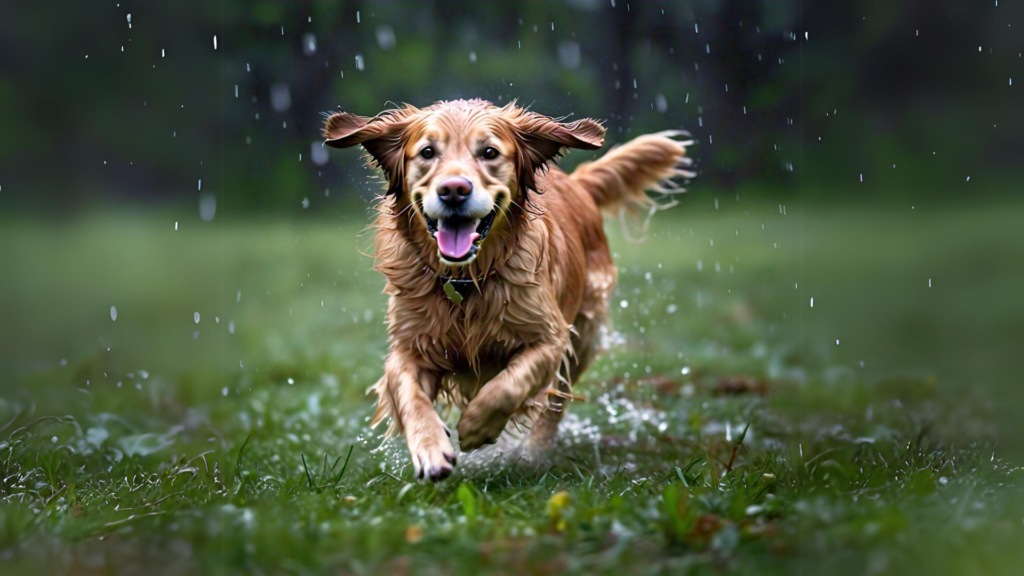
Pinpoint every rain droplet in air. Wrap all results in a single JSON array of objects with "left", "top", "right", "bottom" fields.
[
  {"left": 199, "top": 194, "right": 216, "bottom": 221},
  {"left": 110, "top": 306, "right": 118, "bottom": 321},
  {"left": 302, "top": 33, "right": 317, "bottom": 56},
  {"left": 311, "top": 141, "right": 329, "bottom": 166},
  {"left": 194, "top": 312, "right": 201, "bottom": 324},
  {"left": 376, "top": 25, "right": 396, "bottom": 50},
  {"left": 213, "top": 35, "right": 218, "bottom": 50},
  {"left": 270, "top": 82, "right": 292, "bottom": 112}
]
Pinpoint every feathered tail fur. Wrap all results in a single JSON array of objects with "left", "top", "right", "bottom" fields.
[{"left": 569, "top": 131, "right": 694, "bottom": 210}]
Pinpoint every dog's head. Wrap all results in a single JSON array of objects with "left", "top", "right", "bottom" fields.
[{"left": 322, "top": 99, "right": 605, "bottom": 266}]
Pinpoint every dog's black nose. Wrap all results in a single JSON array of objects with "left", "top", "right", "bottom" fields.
[{"left": 437, "top": 176, "right": 473, "bottom": 206}]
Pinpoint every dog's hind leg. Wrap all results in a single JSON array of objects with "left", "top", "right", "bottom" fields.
[
  {"left": 523, "top": 260, "right": 614, "bottom": 455},
  {"left": 523, "top": 303, "right": 608, "bottom": 454}
]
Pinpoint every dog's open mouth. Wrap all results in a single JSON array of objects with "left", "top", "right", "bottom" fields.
[{"left": 424, "top": 210, "right": 496, "bottom": 263}]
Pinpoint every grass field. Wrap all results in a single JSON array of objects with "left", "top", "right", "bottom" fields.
[{"left": 2, "top": 197, "right": 1023, "bottom": 574}]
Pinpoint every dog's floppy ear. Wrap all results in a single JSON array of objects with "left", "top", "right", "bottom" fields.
[
  {"left": 503, "top": 105, "right": 606, "bottom": 195},
  {"left": 322, "top": 107, "right": 416, "bottom": 196}
]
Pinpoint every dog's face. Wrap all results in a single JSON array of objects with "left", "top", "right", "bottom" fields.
[
  {"left": 323, "top": 100, "right": 605, "bottom": 266},
  {"left": 404, "top": 108, "right": 516, "bottom": 265}
]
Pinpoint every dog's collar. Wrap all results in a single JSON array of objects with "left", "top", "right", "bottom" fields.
[{"left": 438, "top": 275, "right": 482, "bottom": 305}]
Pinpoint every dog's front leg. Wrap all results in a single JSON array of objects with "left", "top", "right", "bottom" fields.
[
  {"left": 457, "top": 340, "right": 565, "bottom": 451},
  {"left": 377, "top": 350, "right": 456, "bottom": 481}
]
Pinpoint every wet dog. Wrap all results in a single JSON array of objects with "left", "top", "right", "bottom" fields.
[{"left": 323, "top": 99, "right": 691, "bottom": 480}]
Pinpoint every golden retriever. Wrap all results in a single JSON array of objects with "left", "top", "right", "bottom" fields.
[{"left": 322, "top": 99, "right": 690, "bottom": 480}]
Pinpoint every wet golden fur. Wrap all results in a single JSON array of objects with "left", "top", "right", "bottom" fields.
[{"left": 323, "top": 99, "right": 690, "bottom": 480}]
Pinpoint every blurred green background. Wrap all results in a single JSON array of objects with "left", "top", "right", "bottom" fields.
[{"left": 1, "top": 1, "right": 1024, "bottom": 574}]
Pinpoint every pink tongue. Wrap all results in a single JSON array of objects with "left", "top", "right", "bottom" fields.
[{"left": 436, "top": 220, "right": 480, "bottom": 260}]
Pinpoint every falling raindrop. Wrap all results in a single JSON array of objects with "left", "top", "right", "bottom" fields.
[
  {"left": 199, "top": 194, "right": 216, "bottom": 221},
  {"left": 655, "top": 94, "right": 667, "bottom": 113},
  {"left": 376, "top": 25, "right": 396, "bottom": 50},
  {"left": 557, "top": 41, "right": 581, "bottom": 69},
  {"left": 311, "top": 141, "right": 329, "bottom": 166},
  {"left": 110, "top": 306, "right": 118, "bottom": 321},
  {"left": 270, "top": 82, "right": 292, "bottom": 112},
  {"left": 302, "top": 33, "right": 317, "bottom": 56}
]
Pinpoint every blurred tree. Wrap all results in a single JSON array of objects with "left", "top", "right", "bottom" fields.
[{"left": 1, "top": 0, "right": 1020, "bottom": 215}]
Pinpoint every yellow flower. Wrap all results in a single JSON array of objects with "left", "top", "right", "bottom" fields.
[{"left": 546, "top": 491, "right": 572, "bottom": 531}]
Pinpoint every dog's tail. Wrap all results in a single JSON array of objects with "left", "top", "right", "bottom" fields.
[{"left": 570, "top": 131, "right": 694, "bottom": 210}]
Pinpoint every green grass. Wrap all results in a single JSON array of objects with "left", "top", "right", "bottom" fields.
[{"left": 1, "top": 198, "right": 1023, "bottom": 574}]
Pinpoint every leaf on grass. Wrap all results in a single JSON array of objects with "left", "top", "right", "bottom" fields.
[
  {"left": 405, "top": 524, "right": 423, "bottom": 544},
  {"left": 688, "top": 514, "right": 723, "bottom": 541},
  {"left": 715, "top": 376, "right": 768, "bottom": 397}
]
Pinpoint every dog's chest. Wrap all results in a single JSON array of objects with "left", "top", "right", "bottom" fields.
[{"left": 391, "top": 276, "right": 550, "bottom": 369}]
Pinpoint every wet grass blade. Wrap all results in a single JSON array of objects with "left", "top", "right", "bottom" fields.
[{"left": 333, "top": 445, "right": 354, "bottom": 487}]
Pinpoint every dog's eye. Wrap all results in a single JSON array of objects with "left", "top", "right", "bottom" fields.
[
  {"left": 481, "top": 147, "right": 500, "bottom": 160},
  {"left": 419, "top": 147, "right": 435, "bottom": 160}
]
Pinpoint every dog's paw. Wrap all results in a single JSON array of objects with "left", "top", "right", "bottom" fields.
[
  {"left": 457, "top": 401, "right": 511, "bottom": 452},
  {"left": 407, "top": 425, "right": 457, "bottom": 482}
]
